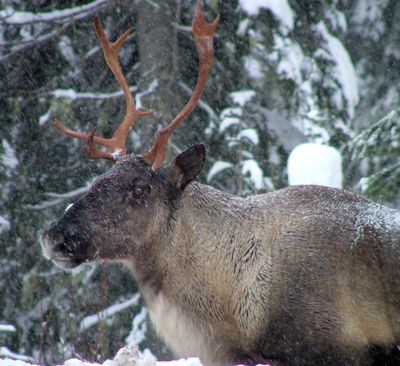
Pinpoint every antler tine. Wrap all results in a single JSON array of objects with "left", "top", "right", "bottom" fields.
[
  {"left": 55, "top": 17, "right": 154, "bottom": 161},
  {"left": 142, "top": 0, "right": 219, "bottom": 171},
  {"left": 93, "top": 17, "right": 154, "bottom": 151}
]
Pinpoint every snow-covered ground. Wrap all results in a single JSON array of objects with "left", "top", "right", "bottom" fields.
[
  {"left": 0, "top": 346, "right": 190, "bottom": 366},
  {"left": 0, "top": 346, "right": 271, "bottom": 366}
]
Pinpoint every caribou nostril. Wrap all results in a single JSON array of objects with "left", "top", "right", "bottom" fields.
[{"left": 53, "top": 242, "right": 68, "bottom": 254}]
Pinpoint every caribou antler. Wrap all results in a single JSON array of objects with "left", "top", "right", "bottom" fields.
[
  {"left": 142, "top": 1, "right": 219, "bottom": 170},
  {"left": 54, "top": 0, "right": 218, "bottom": 169},
  {"left": 55, "top": 17, "right": 154, "bottom": 161}
]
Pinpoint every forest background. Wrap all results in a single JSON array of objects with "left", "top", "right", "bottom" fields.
[{"left": 1, "top": 0, "right": 400, "bottom": 364}]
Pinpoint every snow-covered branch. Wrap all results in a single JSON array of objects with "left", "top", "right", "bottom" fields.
[
  {"left": 80, "top": 294, "right": 141, "bottom": 331},
  {"left": 50, "top": 79, "right": 158, "bottom": 107},
  {"left": 178, "top": 82, "right": 218, "bottom": 121},
  {"left": 0, "top": 24, "right": 70, "bottom": 62},
  {"left": 0, "top": 347, "right": 34, "bottom": 363},
  {"left": 51, "top": 88, "right": 138, "bottom": 101},
  {"left": 0, "top": 0, "right": 113, "bottom": 61},
  {"left": 26, "top": 186, "right": 90, "bottom": 210},
  {"left": 0, "top": 324, "right": 16, "bottom": 333},
  {"left": 0, "top": 0, "right": 112, "bottom": 25}
]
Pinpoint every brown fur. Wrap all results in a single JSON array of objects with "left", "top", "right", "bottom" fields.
[{"left": 41, "top": 146, "right": 400, "bottom": 365}]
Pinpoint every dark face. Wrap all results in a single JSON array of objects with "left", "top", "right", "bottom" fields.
[{"left": 40, "top": 144, "right": 205, "bottom": 270}]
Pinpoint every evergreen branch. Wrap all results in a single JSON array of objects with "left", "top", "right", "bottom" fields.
[
  {"left": 0, "top": 0, "right": 112, "bottom": 26},
  {"left": 0, "top": 24, "right": 70, "bottom": 62},
  {"left": 361, "top": 163, "right": 400, "bottom": 202},
  {"left": 352, "top": 109, "right": 400, "bottom": 160}
]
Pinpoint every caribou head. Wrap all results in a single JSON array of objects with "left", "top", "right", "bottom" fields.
[{"left": 41, "top": 1, "right": 219, "bottom": 271}]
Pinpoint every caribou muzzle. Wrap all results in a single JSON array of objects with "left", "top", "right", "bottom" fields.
[{"left": 40, "top": 220, "right": 92, "bottom": 270}]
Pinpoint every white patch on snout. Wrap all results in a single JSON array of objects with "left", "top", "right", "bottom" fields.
[
  {"left": 40, "top": 234, "right": 53, "bottom": 260},
  {"left": 149, "top": 294, "right": 214, "bottom": 364},
  {"left": 65, "top": 203, "right": 74, "bottom": 212},
  {"left": 41, "top": 244, "right": 52, "bottom": 260}
]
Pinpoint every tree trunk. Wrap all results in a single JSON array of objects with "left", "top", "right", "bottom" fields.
[{"left": 135, "top": 0, "right": 185, "bottom": 157}]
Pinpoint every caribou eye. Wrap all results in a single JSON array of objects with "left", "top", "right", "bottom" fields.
[
  {"left": 133, "top": 186, "right": 145, "bottom": 197},
  {"left": 131, "top": 183, "right": 150, "bottom": 201}
]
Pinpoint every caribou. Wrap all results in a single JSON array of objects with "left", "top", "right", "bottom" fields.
[{"left": 40, "top": 2, "right": 400, "bottom": 365}]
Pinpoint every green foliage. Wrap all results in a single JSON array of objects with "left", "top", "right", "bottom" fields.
[{"left": 352, "top": 110, "right": 400, "bottom": 203}]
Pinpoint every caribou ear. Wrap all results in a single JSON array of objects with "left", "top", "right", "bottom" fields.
[{"left": 169, "top": 144, "right": 206, "bottom": 189}]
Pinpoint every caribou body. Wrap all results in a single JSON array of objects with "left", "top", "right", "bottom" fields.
[
  {"left": 41, "top": 146, "right": 400, "bottom": 365},
  {"left": 40, "top": 2, "right": 400, "bottom": 365}
]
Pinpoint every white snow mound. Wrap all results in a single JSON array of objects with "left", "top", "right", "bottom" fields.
[{"left": 287, "top": 143, "right": 343, "bottom": 188}]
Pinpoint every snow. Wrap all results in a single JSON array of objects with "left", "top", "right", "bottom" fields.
[
  {"left": 219, "top": 116, "right": 240, "bottom": 133},
  {"left": 126, "top": 307, "right": 148, "bottom": 346},
  {"left": 0, "top": 347, "right": 272, "bottom": 366},
  {"left": 38, "top": 109, "right": 51, "bottom": 126},
  {"left": 238, "top": 129, "right": 259, "bottom": 145},
  {"left": 315, "top": 22, "right": 359, "bottom": 118},
  {"left": 0, "top": 346, "right": 199, "bottom": 366},
  {"left": 218, "top": 107, "right": 242, "bottom": 133},
  {"left": 358, "top": 177, "right": 370, "bottom": 193},
  {"left": 0, "top": 325, "right": 15, "bottom": 333},
  {"left": 325, "top": 7, "right": 347, "bottom": 32},
  {"left": 239, "top": 0, "right": 294, "bottom": 34},
  {"left": 242, "top": 159, "right": 264, "bottom": 190},
  {"left": 274, "top": 35, "right": 304, "bottom": 84},
  {"left": 135, "top": 79, "right": 158, "bottom": 111},
  {"left": 52, "top": 88, "right": 136, "bottom": 100},
  {"left": 0, "top": 345, "right": 142, "bottom": 366},
  {"left": 294, "top": 117, "right": 330, "bottom": 143},
  {"left": 58, "top": 36, "right": 76, "bottom": 65},
  {"left": 179, "top": 82, "right": 218, "bottom": 123},
  {"left": 230, "top": 90, "right": 255, "bottom": 107},
  {"left": 111, "top": 149, "right": 124, "bottom": 159},
  {"left": 80, "top": 294, "right": 140, "bottom": 331},
  {"left": 50, "top": 78, "right": 157, "bottom": 113},
  {"left": 0, "top": 216, "right": 11, "bottom": 234},
  {"left": 352, "top": 0, "right": 386, "bottom": 40},
  {"left": 0, "top": 347, "right": 33, "bottom": 363},
  {"left": 287, "top": 143, "right": 343, "bottom": 188},
  {"left": 243, "top": 56, "right": 263, "bottom": 81},
  {"left": 157, "top": 359, "right": 201, "bottom": 366},
  {"left": 1, "top": 140, "right": 18, "bottom": 170},
  {"left": 207, "top": 161, "right": 233, "bottom": 182},
  {"left": 237, "top": 19, "right": 250, "bottom": 36},
  {"left": 0, "top": 0, "right": 111, "bottom": 25},
  {"left": 64, "top": 203, "right": 74, "bottom": 212},
  {"left": 27, "top": 183, "right": 93, "bottom": 210}
]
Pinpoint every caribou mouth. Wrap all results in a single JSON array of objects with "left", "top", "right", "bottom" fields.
[
  {"left": 52, "top": 257, "right": 83, "bottom": 270},
  {"left": 40, "top": 230, "right": 86, "bottom": 270}
]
